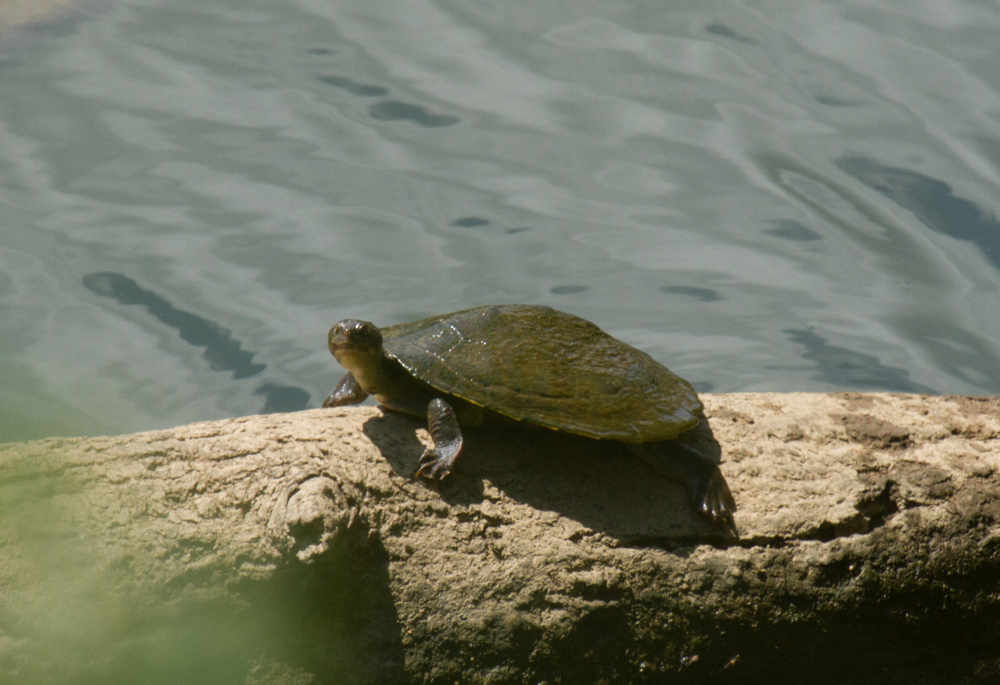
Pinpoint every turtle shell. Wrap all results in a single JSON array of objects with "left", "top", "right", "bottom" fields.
[{"left": 380, "top": 305, "right": 702, "bottom": 443}]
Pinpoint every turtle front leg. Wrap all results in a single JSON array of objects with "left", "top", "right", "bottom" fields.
[
  {"left": 415, "top": 398, "right": 464, "bottom": 480},
  {"left": 322, "top": 373, "right": 369, "bottom": 407}
]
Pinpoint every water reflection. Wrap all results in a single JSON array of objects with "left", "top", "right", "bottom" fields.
[
  {"left": 368, "top": 100, "right": 460, "bottom": 127},
  {"left": 838, "top": 157, "right": 1000, "bottom": 271},
  {"left": 765, "top": 221, "right": 822, "bottom": 243},
  {"left": 3, "top": 0, "right": 1000, "bottom": 443},
  {"left": 785, "top": 328, "right": 934, "bottom": 394},
  {"left": 704, "top": 23, "right": 756, "bottom": 44},
  {"left": 317, "top": 66, "right": 460, "bottom": 127},
  {"left": 814, "top": 96, "right": 862, "bottom": 107},
  {"left": 83, "top": 273, "right": 265, "bottom": 379},
  {"left": 254, "top": 383, "right": 311, "bottom": 415},
  {"left": 660, "top": 286, "right": 722, "bottom": 303},
  {"left": 549, "top": 285, "right": 589, "bottom": 295},
  {"left": 82, "top": 273, "right": 309, "bottom": 413},
  {"left": 318, "top": 75, "right": 389, "bottom": 97},
  {"left": 450, "top": 217, "right": 490, "bottom": 228}
]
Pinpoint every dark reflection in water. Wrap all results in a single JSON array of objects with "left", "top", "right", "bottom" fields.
[
  {"left": 660, "top": 285, "right": 722, "bottom": 302},
  {"left": 786, "top": 328, "right": 935, "bottom": 393},
  {"left": 705, "top": 23, "right": 756, "bottom": 44},
  {"left": 369, "top": 101, "right": 459, "bottom": 127},
  {"left": 815, "top": 96, "right": 861, "bottom": 107},
  {"left": 83, "top": 272, "right": 265, "bottom": 378},
  {"left": 838, "top": 157, "right": 1000, "bottom": 269},
  {"left": 766, "top": 220, "right": 822, "bottom": 242},
  {"left": 450, "top": 217, "right": 489, "bottom": 228},
  {"left": 83, "top": 273, "right": 310, "bottom": 413},
  {"left": 447, "top": 217, "right": 532, "bottom": 235},
  {"left": 254, "top": 383, "right": 311, "bottom": 414},
  {"left": 318, "top": 75, "right": 388, "bottom": 97},
  {"left": 307, "top": 47, "right": 336, "bottom": 56},
  {"left": 549, "top": 285, "right": 589, "bottom": 295}
]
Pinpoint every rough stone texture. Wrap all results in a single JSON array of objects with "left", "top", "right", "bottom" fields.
[{"left": 1, "top": 393, "right": 999, "bottom": 684}]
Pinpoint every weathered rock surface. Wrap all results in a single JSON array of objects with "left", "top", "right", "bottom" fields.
[{"left": 1, "top": 393, "right": 998, "bottom": 684}]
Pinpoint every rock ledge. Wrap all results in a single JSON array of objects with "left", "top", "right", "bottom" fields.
[{"left": 1, "top": 392, "right": 998, "bottom": 684}]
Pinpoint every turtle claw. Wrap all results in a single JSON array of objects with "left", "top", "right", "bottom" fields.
[
  {"left": 415, "top": 398, "right": 464, "bottom": 482},
  {"left": 698, "top": 469, "right": 738, "bottom": 534},
  {"left": 415, "top": 448, "right": 454, "bottom": 480}
]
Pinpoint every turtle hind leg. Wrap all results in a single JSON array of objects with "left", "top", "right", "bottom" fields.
[
  {"left": 415, "top": 398, "right": 464, "bottom": 480},
  {"left": 632, "top": 442, "right": 737, "bottom": 533},
  {"left": 699, "top": 465, "right": 737, "bottom": 531},
  {"left": 323, "top": 373, "right": 369, "bottom": 408}
]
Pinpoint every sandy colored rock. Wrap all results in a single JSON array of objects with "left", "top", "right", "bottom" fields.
[{"left": 1, "top": 393, "right": 999, "bottom": 684}]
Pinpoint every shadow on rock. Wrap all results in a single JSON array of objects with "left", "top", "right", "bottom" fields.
[
  {"left": 251, "top": 506, "right": 407, "bottom": 684},
  {"left": 361, "top": 410, "right": 731, "bottom": 545}
]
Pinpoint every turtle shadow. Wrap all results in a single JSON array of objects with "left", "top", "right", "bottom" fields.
[
  {"left": 361, "top": 412, "right": 500, "bottom": 504},
  {"left": 361, "top": 412, "right": 733, "bottom": 545}
]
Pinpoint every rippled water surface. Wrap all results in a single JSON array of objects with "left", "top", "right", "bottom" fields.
[{"left": 2, "top": 0, "right": 1000, "bottom": 443}]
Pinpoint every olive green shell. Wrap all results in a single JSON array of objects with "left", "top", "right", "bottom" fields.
[{"left": 380, "top": 305, "right": 702, "bottom": 443}]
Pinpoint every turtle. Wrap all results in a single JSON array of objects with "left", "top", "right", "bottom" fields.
[{"left": 322, "top": 304, "right": 736, "bottom": 527}]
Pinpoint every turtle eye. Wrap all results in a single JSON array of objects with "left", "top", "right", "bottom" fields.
[{"left": 333, "top": 319, "right": 382, "bottom": 349}]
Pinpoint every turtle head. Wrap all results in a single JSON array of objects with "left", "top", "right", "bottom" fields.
[
  {"left": 329, "top": 319, "right": 383, "bottom": 354},
  {"left": 328, "top": 319, "right": 385, "bottom": 371}
]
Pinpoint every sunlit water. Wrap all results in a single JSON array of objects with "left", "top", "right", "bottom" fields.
[{"left": 2, "top": 0, "right": 1000, "bottom": 443}]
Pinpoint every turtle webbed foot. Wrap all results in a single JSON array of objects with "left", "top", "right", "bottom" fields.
[{"left": 415, "top": 398, "right": 464, "bottom": 480}]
